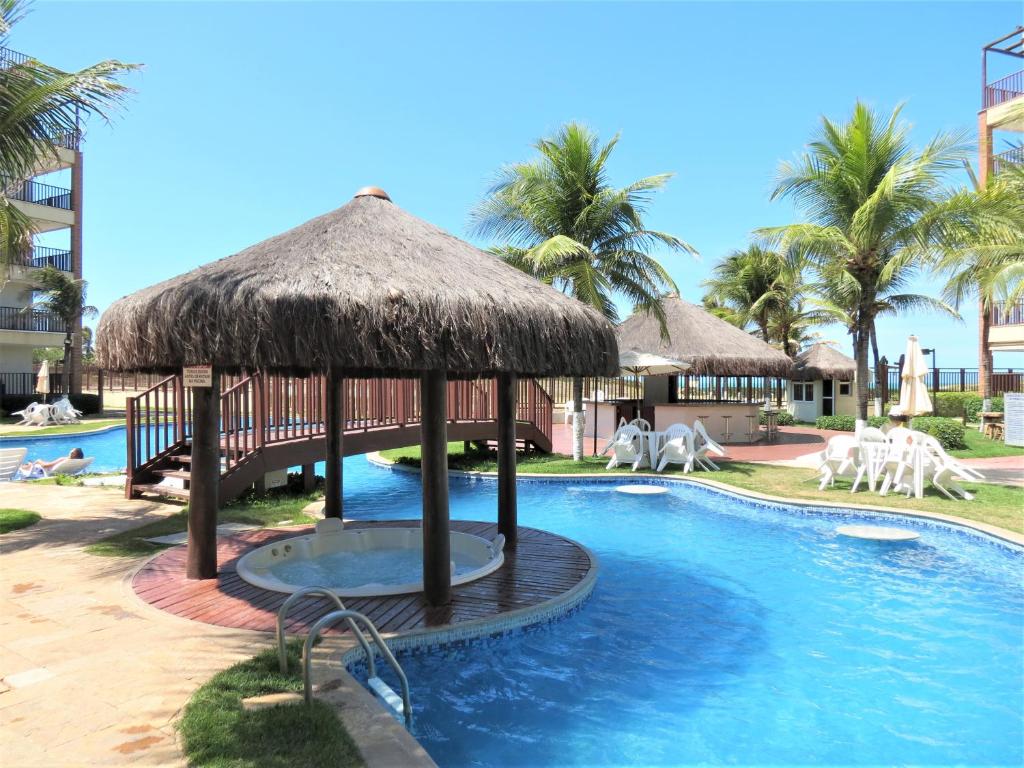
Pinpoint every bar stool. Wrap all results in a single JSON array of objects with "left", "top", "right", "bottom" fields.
[
  {"left": 745, "top": 414, "right": 757, "bottom": 442},
  {"left": 721, "top": 414, "right": 733, "bottom": 443}
]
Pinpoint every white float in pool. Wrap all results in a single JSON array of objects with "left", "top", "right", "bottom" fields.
[
  {"left": 236, "top": 519, "right": 505, "bottom": 597},
  {"left": 615, "top": 485, "right": 669, "bottom": 496},
  {"left": 836, "top": 525, "right": 920, "bottom": 542}
]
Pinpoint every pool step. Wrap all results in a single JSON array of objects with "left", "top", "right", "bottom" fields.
[{"left": 367, "top": 676, "right": 406, "bottom": 721}]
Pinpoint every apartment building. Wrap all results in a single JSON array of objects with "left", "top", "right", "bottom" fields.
[{"left": 0, "top": 45, "right": 83, "bottom": 397}]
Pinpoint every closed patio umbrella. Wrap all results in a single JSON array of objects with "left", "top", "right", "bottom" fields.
[
  {"left": 35, "top": 360, "right": 50, "bottom": 401},
  {"left": 894, "top": 336, "right": 932, "bottom": 417}
]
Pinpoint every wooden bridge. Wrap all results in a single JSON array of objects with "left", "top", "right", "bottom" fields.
[{"left": 126, "top": 373, "right": 553, "bottom": 502}]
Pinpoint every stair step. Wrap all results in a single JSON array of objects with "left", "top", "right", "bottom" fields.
[
  {"left": 153, "top": 469, "right": 192, "bottom": 481},
  {"left": 133, "top": 483, "right": 190, "bottom": 500},
  {"left": 168, "top": 454, "right": 192, "bottom": 464}
]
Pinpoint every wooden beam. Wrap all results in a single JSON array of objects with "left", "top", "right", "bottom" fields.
[
  {"left": 187, "top": 372, "right": 220, "bottom": 579},
  {"left": 420, "top": 369, "right": 451, "bottom": 606},
  {"left": 497, "top": 372, "right": 517, "bottom": 547},
  {"left": 324, "top": 368, "right": 344, "bottom": 520}
]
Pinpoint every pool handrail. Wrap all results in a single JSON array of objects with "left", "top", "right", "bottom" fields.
[
  {"left": 302, "top": 608, "right": 413, "bottom": 728},
  {"left": 275, "top": 585, "right": 373, "bottom": 674}
]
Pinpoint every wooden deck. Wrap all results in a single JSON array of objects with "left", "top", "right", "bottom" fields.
[{"left": 132, "top": 520, "right": 594, "bottom": 636}]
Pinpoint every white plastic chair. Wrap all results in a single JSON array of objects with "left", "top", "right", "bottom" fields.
[
  {"left": 12, "top": 402, "right": 53, "bottom": 426},
  {"left": 817, "top": 435, "right": 859, "bottom": 490},
  {"left": 50, "top": 397, "right": 82, "bottom": 424},
  {"left": 606, "top": 424, "right": 648, "bottom": 471},
  {"left": 42, "top": 457, "right": 94, "bottom": 477},
  {"left": 917, "top": 435, "right": 983, "bottom": 501},
  {"left": 692, "top": 420, "right": 726, "bottom": 471},
  {"left": 851, "top": 427, "right": 889, "bottom": 493},
  {"left": 0, "top": 448, "right": 27, "bottom": 481},
  {"left": 655, "top": 423, "right": 695, "bottom": 473},
  {"left": 878, "top": 428, "right": 924, "bottom": 497}
]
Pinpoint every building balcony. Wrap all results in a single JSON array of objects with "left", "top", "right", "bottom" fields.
[
  {"left": 0, "top": 306, "right": 65, "bottom": 333},
  {"left": 989, "top": 300, "right": 1024, "bottom": 353},
  {"left": 4, "top": 179, "right": 72, "bottom": 210},
  {"left": 991, "top": 300, "right": 1024, "bottom": 327},
  {"left": 992, "top": 145, "right": 1024, "bottom": 174},
  {"left": 11, "top": 246, "right": 73, "bottom": 272},
  {"left": 984, "top": 70, "right": 1024, "bottom": 111},
  {"left": 0, "top": 46, "right": 82, "bottom": 153}
]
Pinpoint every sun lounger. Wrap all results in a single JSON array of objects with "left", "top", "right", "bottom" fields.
[
  {"left": 42, "top": 457, "right": 94, "bottom": 477},
  {"left": 0, "top": 448, "right": 28, "bottom": 481}
]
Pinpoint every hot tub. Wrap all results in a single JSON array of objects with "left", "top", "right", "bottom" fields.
[{"left": 236, "top": 520, "right": 506, "bottom": 597}]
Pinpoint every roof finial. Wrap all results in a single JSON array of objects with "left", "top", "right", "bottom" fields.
[{"left": 354, "top": 186, "right": 391, "bottom": 201}]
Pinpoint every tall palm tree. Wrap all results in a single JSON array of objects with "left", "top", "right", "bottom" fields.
[
  {"left": 701, "top": 246, "right": 784, "bottom": 341},
  {"left": 29, "top": 265, "right": 96, "bottom": 395},
  {"left": 471, "top": 122, "right": 696, "bottom": 459},
  {"left": 761, "top": 102, "right": 970, "bottom": 422},
  {"left": 0, "top": 0, "right": 138, "bottom": 268}
]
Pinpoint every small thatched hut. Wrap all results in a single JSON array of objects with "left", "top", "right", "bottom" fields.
[
  {"left": 789, "top": 343, "right": 857, "bottom": 421},
  {"left": 98, "top": 188, "right": 617, "bottom": 604}
]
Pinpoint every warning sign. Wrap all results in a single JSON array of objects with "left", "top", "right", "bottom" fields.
[{"left": 183, "top": 365, "right": 213, "bottom": 388}]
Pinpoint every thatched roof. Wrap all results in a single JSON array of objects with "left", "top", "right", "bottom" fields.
[
  {"left": 615, "top": 296, "right": 793, "bottom": 377},
  {"left": 792, "top": 343, "right": 856, "bottom": 381},
  {"left": 97, "top": 190, "right": 618, "bottom": 378}
]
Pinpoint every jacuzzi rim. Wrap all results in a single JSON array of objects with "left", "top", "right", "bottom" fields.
[{"left": 235, "top": 527, "right": 505, "bottom": 598}]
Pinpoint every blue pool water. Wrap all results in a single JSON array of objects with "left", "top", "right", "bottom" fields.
[
  {"left": 4, "top": 430, "right": 1022, "bottom": 766},
  {"left": 0, "top": 425, "right": 130, "bottom": 472}
]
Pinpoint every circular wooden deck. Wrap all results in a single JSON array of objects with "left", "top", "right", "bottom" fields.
[{"left": 132, "top": 520, "right": 594, "bottom": 636}]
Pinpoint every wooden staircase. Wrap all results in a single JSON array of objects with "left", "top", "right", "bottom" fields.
[{"left": 126, "top": 373, "right": 554, "bottom": 503}]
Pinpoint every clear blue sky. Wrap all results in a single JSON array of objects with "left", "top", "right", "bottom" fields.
[{"left": 18, "top": 1, "right": 1024, "bottom": 368}]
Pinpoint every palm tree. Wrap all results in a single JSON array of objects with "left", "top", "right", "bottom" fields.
[
  {"left": 761, "top": 102, "right": 970, "bottom": 422},
  {"left": 471, "top": 122, "right": 696, "bottom": 459},
  {"left": 0, "top": 0, "right": 138, "bottom": 268},
  {"left": 29, "top": 265, "right": 96, "bottom": 395},
  {"left": 701, "top": 246, "right": 784, "bottom": 341}
]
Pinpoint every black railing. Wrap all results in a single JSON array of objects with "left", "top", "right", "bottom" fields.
[
  {"left": 4, "top": 179, "right": 72, "bottom": 210},
  {"left": 991, "top": 300, "right": 1024, "bottom": 326},
  {"left": 0, "top": 306, "right": 65, "bottom": 333},
  {"left": 0, "top": 46, "right": 30, "bottom": 68},
  {"left": 868, "top": 366, "right": 1022, "bottom": 398},
  {"left": 993, "top": 145, "right": 1024, "bottom": 175},
  {"left": 984, "top": 70, "right": 1024, "bottom": 109},
  {"left": 11, "top": 246, "right": 73, "bottom": 272}
]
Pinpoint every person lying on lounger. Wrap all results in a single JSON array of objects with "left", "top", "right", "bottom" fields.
[{"left": 19, "top": 447, "right": 84, "bottom": 476}]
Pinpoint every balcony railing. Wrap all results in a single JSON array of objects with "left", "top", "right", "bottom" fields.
[
  {"left": 10, "top": 246, "right": 73, "bottom": 272},
  {"left": 0, "top": 46, "right": 30, "bottom": 68},
  {"left": 991, "top": 300, "right": 1024, "bottom": 326},
  {"left": 3, "top": 179, "right": 72, "bottom": 210},
  {"left": 0, "top": 306, "right": 65, "bottom": 333},
  {"left": 984, "top": 70, "right": 1024, "bottom": 109},
  {"left": 0, "top": 47, "right": 82, "bottom": 150},
  {"left": 993, "top": 145, "right": 1024, "bottom": 175}
]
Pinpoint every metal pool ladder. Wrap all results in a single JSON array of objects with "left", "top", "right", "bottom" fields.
[{"left": 276, "top": 586, "right": 413, "bottom": 728}]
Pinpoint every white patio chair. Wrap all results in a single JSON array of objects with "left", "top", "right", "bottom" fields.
[
  {"left": 50, "top": 397, "right": 82, "bottom": 424},
  {"left": 878, "top": 428, "right": 924, "bottom": 497},
  {"left": 563, "top": 399, "right": 573, "bottom": 425},
  {"left": 25, "top": 404, "right": 55, "bottom": 426},
  {"left": 606, "top": 424, "right": 648, "bottom": 471},
  {"left": 917, "top": 435, "right": 984, "bottom": 501},
  {"left": 655, "top": 423, "right": 696, "bottom": 473},
  {"left": 851, "top": 427, "right": 889, "bottom": 493},
  {"left": 11, "top": 402, "right": 47, "bottom": 425},
  {"left": 817, "top": 435, "right": 859, "bottom": 490},
  {"left": 42, "top": 457, "right": 94, "bottom": 477},
  {"left": 0, "top": 447, "right": 27, "bottom": 481},
  {"left": 628, "top": 417, "right": 652, "bottom": 433},
  {"left": 692, "top": 420, "right": 726, "bottom": 471}
]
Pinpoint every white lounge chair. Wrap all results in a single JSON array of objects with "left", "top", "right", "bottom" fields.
[
  {"left": 0, "top": 447, "right": 27, "bottom": 481},
  {"left": 691, "top": 420, "right": 726, "bottom": 471},
  {"left": 42, "top": 457, "right": 94, "bottom": 477},
  {"left": 655, "top": 423, "right": 695, "bottom": 473},
  {"left": 606, "top": 424, "right": 648, "bottom": 471},
  {"left": 851, "top": 427, "right": 889, "bottom": 493},
  {"left": 817, "top": 435, "right": 859, "bottom": 490}
]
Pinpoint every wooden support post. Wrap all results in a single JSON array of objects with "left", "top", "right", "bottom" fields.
[
  {"left": 421, "top": 369, "right": 451, "bottom": 606},
  {"left": 301, "top": 464, "right": 316, "bottom": 493},
  {"left": 497, "top": 372, "right": 518, "bottom": 547},
  {"left": 324, "top": 368, "right": 344, "bottom": 520},
  {"left": 187, "top": 372, "right": 220, "bottom": 580}
]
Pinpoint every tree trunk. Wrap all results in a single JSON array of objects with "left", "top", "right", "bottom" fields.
[
  {"left": 571, "top": 376, "right": 584, "bottom": 461},
  {"left": 979, "top": 298, "right": 993, "bottom": 418},
  {"left": 870, "top": 322, "right": 882, "bottom": 417},
  {"left": 62, "top": 326, "right": 72, "bottom": 397},
  {"left": 854, "top": 318, "right": 871, "bottom": 424}
]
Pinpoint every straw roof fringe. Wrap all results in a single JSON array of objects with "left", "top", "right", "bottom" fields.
[
  {"left": 792, "top": 343, "right": 856, "bottom": 381},
  {"left": 97, "top": 194, "right": 619, "bottom": 378},
  {"left": 615, "top": 296, "right": 794, "bottom": 378}
]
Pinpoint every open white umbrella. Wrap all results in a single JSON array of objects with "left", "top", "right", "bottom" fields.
[
  {"left": 619, "top": 350, "right": 690, "bottom": 377},
  {"left": 894, "top": 335, "right": 932, "bottom": 417},
  {"left": 35, "top": 360, "right": 50, "bottom": 401}
]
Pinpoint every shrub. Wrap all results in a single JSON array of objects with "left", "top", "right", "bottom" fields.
[
  {"left": 815, "top": 415, "right": 887, "bottom": 431},
  {"left": 759, "top": 410, "right": 795, "bottom": 426},
  {"left": 0, "top": 393, "right": 101, "bottom": 416},
  {"left": 934, "top": 392, "right": 978, "bottom": 420},
  {"left": 909, "top": 416, "right": 967, "bottom": 451}
]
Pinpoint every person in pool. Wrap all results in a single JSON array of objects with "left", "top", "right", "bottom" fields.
[{"left": 19, "top": 447, "right": 84, "bottom": 476}]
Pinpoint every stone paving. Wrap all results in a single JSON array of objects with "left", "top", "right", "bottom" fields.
[{"left": 0, "top": 484, "right": 268, "bottom": 767}]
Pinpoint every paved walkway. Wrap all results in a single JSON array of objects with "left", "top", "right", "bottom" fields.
[{"left": 0, "top": 485, "right": 267, "bottom": 767}]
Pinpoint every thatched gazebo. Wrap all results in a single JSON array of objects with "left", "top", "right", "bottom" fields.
[
  {"left": 789, "top": 343, "right": 857, "bottom": 421},
  {"left": 98, "top": 187, "right": 617, "bottom": 605},
  {"left": 792, "top": 343, "right": 856, "bottom": 381}
]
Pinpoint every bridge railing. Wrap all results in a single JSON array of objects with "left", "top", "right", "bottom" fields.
[{"left": 126, "top": 372, "right": 553, "bottom": 486}]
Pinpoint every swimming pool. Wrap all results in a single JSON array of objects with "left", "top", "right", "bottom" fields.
[
  {"left": 0, "top": 425, "right": 129, "bottom": 472},
  {"left": 4, "top": 429, "right": 1021, "bottom": 765},
  {"left": 345, "top": 469, "right": 1022, "bottom": 767}
]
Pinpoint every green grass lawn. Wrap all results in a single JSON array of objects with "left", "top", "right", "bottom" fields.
[
  {"left": 0, "top": 509, "right": 41, "bottom": 534},
  {"left": 0, "top": 417, "right": 124, "bottom": 437},
  {"left": 950, "top": 428, "right": 1024, "bottom": 459},
  {"left": 180, "top": 640, "right": 363, "bottom": 768},
  {"left": 379, "top": 445, "right": 1024, "bottom": 535},
  {"left": 85, "top": 491, "right": 322, "bottom": 558}
]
